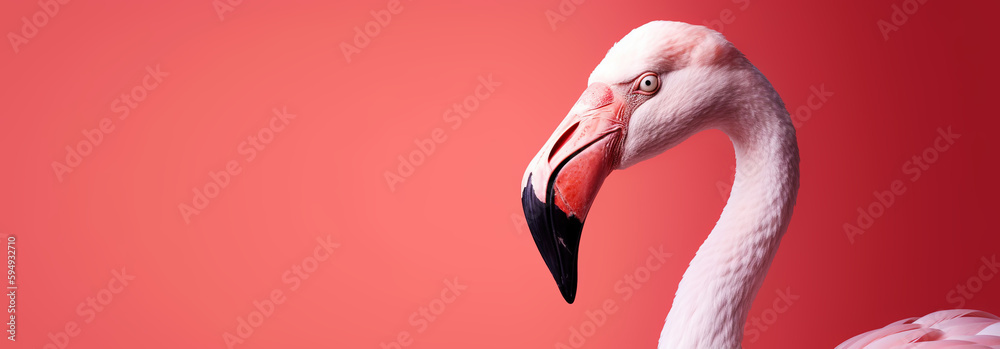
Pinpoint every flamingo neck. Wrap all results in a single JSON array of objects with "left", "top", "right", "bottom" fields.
[{"left": 658, "top": 90, "right": 800, "bottom": 349}]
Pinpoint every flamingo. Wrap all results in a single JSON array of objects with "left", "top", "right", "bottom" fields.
[{"left": 519, "top": 21, "right": 1000, "bottom": 348}]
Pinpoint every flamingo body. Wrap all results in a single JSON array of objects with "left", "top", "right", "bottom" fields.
[{"left": 839, "top": 310, "right": 1000, "bottom": 349}]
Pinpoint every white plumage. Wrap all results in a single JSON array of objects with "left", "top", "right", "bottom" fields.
[{"left": 524, "top": 21, "right": 999, "bottom": 348}]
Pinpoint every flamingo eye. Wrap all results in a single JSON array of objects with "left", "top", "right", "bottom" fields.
[{"left": 636, "top": 73, "right": 659, "bottom": 94}]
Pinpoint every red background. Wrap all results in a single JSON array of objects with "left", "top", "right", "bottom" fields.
[{"left": 3, "top": 0, "right": 999, "bottom": 348}]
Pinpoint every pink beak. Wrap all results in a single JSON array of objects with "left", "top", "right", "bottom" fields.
[{"left": 520, "top": 82, "right": 627, "bottom": 303}]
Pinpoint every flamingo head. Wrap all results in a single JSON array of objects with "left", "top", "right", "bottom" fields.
[{"left": 521, "top": 21, "right": 748, "bottom": 303}]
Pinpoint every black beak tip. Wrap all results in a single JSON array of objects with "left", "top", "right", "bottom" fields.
[
  {"left": 560, "top": 284, "right": 577, "bottom": 304},
  {"left": 522, "top": 174, "right": 585, "bottom": 305}
]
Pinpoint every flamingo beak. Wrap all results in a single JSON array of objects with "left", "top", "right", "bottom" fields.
[{"left": 521, "top": 82, "right": 626, "bottom": 304}]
